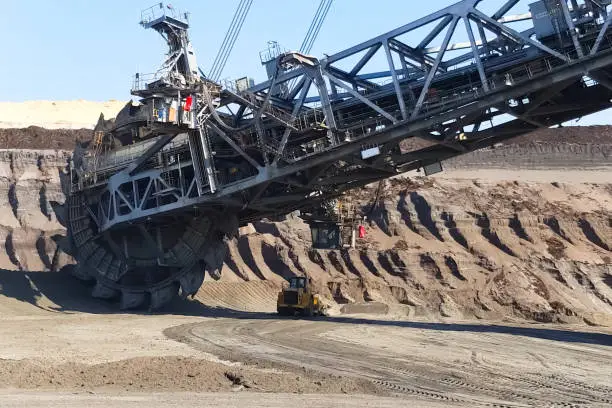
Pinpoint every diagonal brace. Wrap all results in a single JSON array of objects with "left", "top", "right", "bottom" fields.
[
  {"left": 470, "top": 8, "right": 569, "bottom": 62},
  {"left": 327, "top": 74, "right": 398, "bottom": 123}
]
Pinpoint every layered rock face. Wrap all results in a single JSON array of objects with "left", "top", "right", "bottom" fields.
[
  {"left": 240, "top": 178, "right": 610, "bottom": 325},
  {"left": 0, "top": 149, "right": 70, "bottom": 272},
  {"left": 205, "top": 128, "right": 612, "bottom": 324},
  {"left": 0, "top": 125, "right": 609, "bottom": 324},
  {"left": 445, "top": 127, "right": 611, "bottom": 170}
]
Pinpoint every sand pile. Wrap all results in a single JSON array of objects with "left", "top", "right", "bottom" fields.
[
  {"left": 0, "top": 100, "right": 126, "bottom": 130},
  {"left": 243, "top": 177, "right": 611, "bottom": 325}
]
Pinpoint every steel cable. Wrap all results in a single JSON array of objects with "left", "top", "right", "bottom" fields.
[{"left": 209, "top": 0, "right": 253, "bottom": 81}]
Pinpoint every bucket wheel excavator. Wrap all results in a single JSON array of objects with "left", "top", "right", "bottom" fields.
[
  {"left": 52, "top": 6, "right": 236, "bottom": 309},
  {"left": 52, "top": 1, "right": 612, "bottom": 309}
]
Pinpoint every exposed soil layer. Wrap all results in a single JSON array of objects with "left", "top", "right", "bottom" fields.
[
  {"left": 213, "top": 176, "right": 612, "bottom": 326},
  {"left": 1, "top": 124, "right": 611, "bottom": 156},
  {"left": 0, "top": 127, "right": 91, "bottom": 150},
  {"left": 0, "top": 125, "right": 609, "bottom": 325},
  {"left": 0, "top": 355, "right": 376, "bottom": 395}
]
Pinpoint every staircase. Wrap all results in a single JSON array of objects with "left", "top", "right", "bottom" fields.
[{"left": 241, "top": 91, "right": 296, "bottom": 128}]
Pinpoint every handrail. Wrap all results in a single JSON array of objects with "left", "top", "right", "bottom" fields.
[{"left": 140, "top": 2, "right": 189, "bottom": 26}]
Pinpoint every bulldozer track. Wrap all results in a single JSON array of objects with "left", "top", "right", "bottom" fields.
[
  {"left": 491, "top": 371, "right": 612, "bottom": 405},
  {"left": 371, "top": 379, "right": 470, "bottom": 403},
  {"left": 383, "top": 366, "right": 582, "bottom": 407}
]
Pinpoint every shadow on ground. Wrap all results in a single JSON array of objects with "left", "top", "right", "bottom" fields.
[
  {"left": 0, "top": 267, "right": 219, "bottom": 317},
  {"left": 1, "top": 267, "right": 611, "bottom": 347}
]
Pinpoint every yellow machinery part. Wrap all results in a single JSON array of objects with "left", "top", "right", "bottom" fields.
[{"left": 93, "top": 131, "right": 104, "bottom": 147}]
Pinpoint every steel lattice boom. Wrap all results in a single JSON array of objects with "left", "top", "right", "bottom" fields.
[{"left": 59, "top": 0, "right": 612, "bottom": 308}]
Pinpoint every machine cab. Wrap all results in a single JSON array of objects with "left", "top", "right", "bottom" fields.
[
  {"left": 287, "top": 276, "right": 309, "bottom": 291},
  {"left": 309, "top": 222, "right": 341, "bottom": 249}
]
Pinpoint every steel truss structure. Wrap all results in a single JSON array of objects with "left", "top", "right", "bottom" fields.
[
  {"left": 89, "top": 0, "right": 612, "bottom": 230},
  {"left": 61, "top": 0, "right": 612, "bottom": 308}
]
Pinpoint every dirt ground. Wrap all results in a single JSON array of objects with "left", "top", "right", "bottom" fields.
[
  {"left": 1, "top": 257, "right": 611, "bottom": 407},
  {"left": 0, "top": 292, "right": 611, "bottom": 407},
  {"left": 167, "top": 316, "right": 612, "bottom": 406},
  {"left": 0, "top": 391, "right": 411, "bottom": 408}
]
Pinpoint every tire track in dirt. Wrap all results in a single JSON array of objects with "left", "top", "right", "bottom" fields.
[{"left": 165, "top": 317, "right": 612, "bottom": 407}]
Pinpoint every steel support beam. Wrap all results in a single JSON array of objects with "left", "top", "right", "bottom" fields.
[
  {"left": 127, "top": 134, "right": 177, "bottom": 177},
  {"left": 311, "top": 67, "right": 338, "bottom": 131},
  {"left": 207, "top": 122, "right": 261, "bottom": 170},
  {"left": 273, "top": 77, "right": 312, "bottom": 165},
  {"left": 384, "top": 41, "right": 408, "bottom": 119},
  {"left": 326, "top": 66, "right": 378, "bottom": 91},
  {"left": 326, "top": 1, "right": 477, "bottom": 65},
  {"left": 417, "top": 15, "right": 453, "bottom": 49},
  {"left": 349, "top": 157, "right": 398, "bottom": 174},
  {"left": 389, "top": 39, "right": 438, "bottom": 70},
  {"left": 411, "top": 17, "right": 459, "bottom": 119},
  {"left": 327, "top": 74, "right": 398, "bottom": 123},
  {"left": 492, "top": 0, "right": 521, "bottom": 20},
  {"left": 464, "top": 16, "right": 490, "bottom": 92},
  {"left": 560, "top": 0, "right": 584, "bottom": 58},
  {"left": 496, "top": 104, "right": 547, "bottom": 128},
  {"left": 307, "top": 164, "right": 333, "bottom": 186},
  {"left": 349, "top": 44, "right": 382, "bottom": 75},
  {"left": 470, "top": 8, "right": 569, "bottom": 62},
  {"left": 591, "top": 11, "right": 612, "bottom": 55}
]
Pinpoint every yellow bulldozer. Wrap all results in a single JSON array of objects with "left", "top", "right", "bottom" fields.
[{"left": 277, "top": 276, "right": 325, "bottom": 317}]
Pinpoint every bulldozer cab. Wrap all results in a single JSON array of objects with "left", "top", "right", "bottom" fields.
[
  {"left": 287, "top": 276, "right": 309, "bottom": 290},
  {"left": 309, "top": 222, "right": 341, "bottom": 249},
  {"left": 303, "top": 198, "right": 359, "bottom": 250}
]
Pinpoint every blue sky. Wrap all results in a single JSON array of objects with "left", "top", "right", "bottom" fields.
[{"left": 0, "top": 0, "right": 609, "bottom": 125}]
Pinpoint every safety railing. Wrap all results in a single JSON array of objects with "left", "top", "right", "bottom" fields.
[
  {"left": 140, "top": 3, "right": 189, "bottom": 26},
  {"left": 259, "top": 41, "right": 287, "bottom": 64},
  {"left": 131, "top": 70, "right": 178, "bottom": 92}
]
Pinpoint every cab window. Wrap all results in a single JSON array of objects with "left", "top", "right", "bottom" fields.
[{"left": 289, "top": 278, "right": 305, "bottom": 288}]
